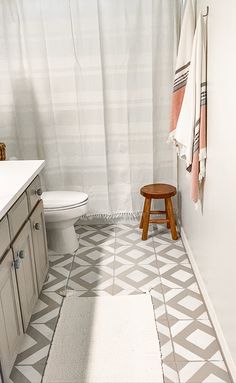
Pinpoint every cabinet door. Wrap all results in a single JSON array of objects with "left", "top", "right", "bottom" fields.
[
  {"left": 0, "top": 249, "right": 23, "bottom": 380},
  {"left": 0, "top": 216, "right": 10, "bottom": 260},
  {"left": 8, "top": 193, "right": 29, "bottom": 241},
  {"left": 30, "top": 200, "right": 49, "bottom": 293},
  {"left": 12, "top": 221, "right": 38, "bottom": 331},
  {"left": 27, "top": 176, "right": 42, "bottom": 212}
]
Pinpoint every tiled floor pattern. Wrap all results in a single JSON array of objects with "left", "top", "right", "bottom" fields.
[{"left": 10, "top": 223, "right": 232, "bottom": 383}]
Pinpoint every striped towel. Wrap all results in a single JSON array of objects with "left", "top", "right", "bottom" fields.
[
  {"left": 190, "top": 16, "right": 207, "bottom": 203},
  {"left": 168, "top": 0, "right": 196, "bottom": 142},
  {"left": 175, "top": 15, "right": 207, "bottom": 204}
]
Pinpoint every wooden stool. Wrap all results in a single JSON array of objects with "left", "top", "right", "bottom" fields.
[{"left": 139, "top": 183, "right": 178, "bottom": 241}]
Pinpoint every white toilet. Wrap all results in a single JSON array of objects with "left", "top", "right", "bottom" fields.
[{"left": 42, "top": 191, "right": 88, "bottom": 254}]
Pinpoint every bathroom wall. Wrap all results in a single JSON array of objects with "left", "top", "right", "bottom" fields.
[{"left": 178, "top": 0, "right": 236, "bottom": 376}]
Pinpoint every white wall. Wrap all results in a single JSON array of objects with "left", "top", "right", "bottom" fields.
[{"left": 179, "top": 0, "right": 236, "bottom": 374}]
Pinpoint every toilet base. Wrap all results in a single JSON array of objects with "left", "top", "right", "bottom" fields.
[{"left": 46, "top": 225, "right": 79, "bottom": 254}]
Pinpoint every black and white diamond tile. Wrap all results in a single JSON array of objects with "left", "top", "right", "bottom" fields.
[
  {"left": 75, "top": 224, "right": 116, "bottom": 235},
  {"left": 157, "top": 321, "right": 176, "bottom": 363},
  {"left": 156, "top": 244, "right": 189, "bottom": 264},
  {"left": 31, "top": 292, "right": 62, "bottom": 330},
  {"left": 42, "top": 266, "right": 70, "bottom": 294},
  {"left": 114, "top": 264, "right": 160, "bottom": 291},
  {"left": 11, "top": 325, "right": 51, "bottom": 382},
  {"left": 10, "top": 223, "right": 232, "bottom": 383},
  {"left": 163, "top": 288, "right": 209, "bottom": 321},
  {"left": 160, "top": 263, "right": 196, "bottom": 289},
  {"left": 11, "top": 363, "right": 45, "bottom": 383},
  {"left": 170, "top": 320, "right": 223, "bottom": 361},
  {"left": 15, "top": 326, "right": 50, "bottom": 366},
  {"left": 115, "top": 244, "right": 157, "bottom": 265},
  {"left": 162, "top": 361, "right": 180, "bottom": 383},
  {"left": 153, "top": 231, "right": 184, "bottom": 250},
  {"left": 115, "top": 223, "right": 140, "bottom": 232},
  {"left": 68, "top": 265, "right": 114, "bottom": 291},
  {"left": 78, "top": 226, "right": 115, "bottom": 247},
  {"left": 112, "top": 288, "right": 146, "bottom": 296},
  {"left": 79, "top": 232, "right": 115, "bottom": 247},
  {"left": 10, "top": 290, "right": 63, "bottom": 382},
  {"left": 66, "top": 289, "right": 113, "bottom": 297},
  {"left": 115, "top": 224, "right": 154, "bottom": 247},
  {"left": 75, "top": 224, "right": 97, "bottom": 233},
  {"left": 176, "top": 361, "right": 231, "bottom": 383},
  {"left": 73, "top": 245, "right": 115, "bottom": 266},
  {"left": 150, "top": 286, "right": 168, "bottom": 323},
  {"left": 48, "top": 252, "right": 74, "bottom": 269}
]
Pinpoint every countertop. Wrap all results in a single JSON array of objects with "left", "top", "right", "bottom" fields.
[{"left": 0, "top": 160, "right": 45, "bottom": 220}]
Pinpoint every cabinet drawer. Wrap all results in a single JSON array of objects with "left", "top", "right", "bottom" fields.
[
  {"left": 8, "top": 193, "right": 29, "bottom": 240},
  {"left": 26, "top": 176, "right": 42, "bottom": 212},
  {"left": 0, "top": 216, "right": 10, "bottom": 259}
]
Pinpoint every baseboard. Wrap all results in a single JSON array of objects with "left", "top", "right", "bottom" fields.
[{"left": 180, "top": 226, "right": 236, "bottom": 383}]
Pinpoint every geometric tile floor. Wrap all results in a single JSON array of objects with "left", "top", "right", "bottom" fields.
[{"left": 10, "top": 223, "right": 232, "bottom": 383}]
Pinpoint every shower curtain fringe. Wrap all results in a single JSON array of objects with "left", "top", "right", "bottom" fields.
[{"left": 75, "top": 211, "right": 142, "bottom": 224}]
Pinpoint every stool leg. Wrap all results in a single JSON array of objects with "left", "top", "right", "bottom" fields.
[
  {"left": 166, "top": 198, "right": 178, "bottom": 240},
  {"left": 139, "top": 201, "right": 145, "bottom": 229},
  {"left": 142, "top": 198, "right": 151, "bottom": 240},
  {"left": 165, "top": 199, "right": 170, "bottom": 229}
]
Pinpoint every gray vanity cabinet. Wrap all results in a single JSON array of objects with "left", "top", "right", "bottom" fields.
[
  {"left": 0, "top": 170, "right": 49, "bottom": 381},
  {"left": 0, "top": 249, "right": 23, "bottom": 381},
  {"left": 30, "top": 200, "right": 49, "bottom": 292},
  {"left": 12, "top": 221, "right": 38, "bottom": 331}
]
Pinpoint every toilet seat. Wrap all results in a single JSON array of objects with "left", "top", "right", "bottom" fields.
[{"left": 42, "top": 191, "right": 88, "bottom": 211}]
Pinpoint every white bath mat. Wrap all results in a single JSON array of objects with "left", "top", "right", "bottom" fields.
[{"left": 43, "top": 294, "right": 163, "bottom": 383}]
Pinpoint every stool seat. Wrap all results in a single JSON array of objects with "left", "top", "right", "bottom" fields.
[
  {"left": 140, "top": 184, "right": 176, "bottom": 199},
  {"left": 139, "top": 183, "right": 178, "bottom": 241}
]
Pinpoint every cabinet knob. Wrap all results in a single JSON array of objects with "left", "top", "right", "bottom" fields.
[
  {"left": 13, "top": 258, "right": 21, "bottom": 269},
  {"left": 34, "top": 222, "right": 41, "bottom": 230},
  {"left": 18, "top": 250, "right": 25, "bottom": 259},
  {"left": 35, "top": 188, "right": 42, "bottom": 196}
]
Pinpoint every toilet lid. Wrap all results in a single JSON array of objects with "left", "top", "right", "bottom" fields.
[{"left": 42, "top": 191, "right": 88, "bottom": 210}]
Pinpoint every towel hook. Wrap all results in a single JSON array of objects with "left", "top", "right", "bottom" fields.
[{"left": 203, "top": 6, "right": 209, "bottom": 17}]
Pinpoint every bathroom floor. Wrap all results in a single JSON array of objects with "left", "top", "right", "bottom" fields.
[{"left": 10, "top": 223, "right": 232, "bottom": 383}]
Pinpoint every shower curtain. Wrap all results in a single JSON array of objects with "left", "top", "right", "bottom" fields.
[{"left": 0, "top": 0, "right": 181, "bottom": 216}]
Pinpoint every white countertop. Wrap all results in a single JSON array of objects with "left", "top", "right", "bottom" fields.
[{"left": 0, "top": 160, "right": 45, "bottom": 220}]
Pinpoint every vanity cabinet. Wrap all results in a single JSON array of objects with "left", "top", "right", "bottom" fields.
[
  {"left": 0, "top": 162, "right": 48, "bottom": 382},
  {"left": 30, "top": 200, "right": 49, "bottom": 293},
  {"left": 0, "top": 249, "right": 23, "bottom": 381}
]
